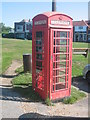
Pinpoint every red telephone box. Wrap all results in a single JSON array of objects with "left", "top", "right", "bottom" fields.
[{"left": 32, "top": 12, "right": 73, "bottom": 100}]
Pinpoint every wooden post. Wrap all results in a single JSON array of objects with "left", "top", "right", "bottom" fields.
[{"left": 23, "top": 54, "right": 32, "bottom": 73}]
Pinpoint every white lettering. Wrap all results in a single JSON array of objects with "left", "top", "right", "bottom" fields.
[
  {"left": 34, "top": 20, "right": 46, "bottom": 25},
  {"left": 51, "top": 20, "right": 70, "bottom": 25}
]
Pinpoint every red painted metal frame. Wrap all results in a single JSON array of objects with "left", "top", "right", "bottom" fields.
[
  {"left": 49, "top": 29, "right": 72, "bottom": 100},
  {"left": 32, "top": 27, "right": 49, "bottom": 100},
  {"left": 32, "top": 12, "right": 73, "bottom": 100}
]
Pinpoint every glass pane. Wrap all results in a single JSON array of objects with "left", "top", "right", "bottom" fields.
[
  {"left": 59, "top": 76, "right": 66, "bottom": 82},
  {"left": 60, "top": 54, "right": 66, "bottom": 60},
  {"left": 57, "top": 62, "right": 66, "bottom": 68},
  {"left": 56, "top": 31, "right": 60, "bottom": 37},
  {"left": 35, "top": 31, "right": 44, "bottom": 90},
  {"left": 56, "top": 39, "right": 67, "bottom": 45},
  {"left": 52, "top": 31, "right": 70, "bottom": 91},
  {"left": 58, "top": 46, "right": 66, "bottom": 52},
  {"left": 36, "top": 31, "right": 42, "bottom": 38},
  {"left": 36, "top": 40, "right": 42, "bottom": 45},
  {"left": 36, "top": 54, "right": 42, "bottom": 60},
  {"left": 36, "top": 46, "right": 42, "bottom": 52},
  {"left": 56, "top": 31, "right": 67, "bottom": 38},
  {"left": 36, "top": 61, "right": 42, "bottom": 67},
  {"left": 56, "top": 83, "right": 65, "bottom": 90},
  {"left": 36, "top": 32, "right": 43, "bottom": 69},
  {"left": 60, "top": 32, "right": 67, "bottom": 38}
]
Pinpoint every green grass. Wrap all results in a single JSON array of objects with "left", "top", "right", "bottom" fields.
[
  {"left": 2, "top": 38, "right": 89, "bottom": 81},
  {"left": 12, "top": 72, "right": 41, "bottom": 102},
  {"left": 15, "top": 65, "right": 24, "bottom": 74},
  {"left": 72, "top": 42, "right": 89, "bottom": 77},
  {"left": 12, "top": 73, "right": 32, "bottom": 86},
  {"left": 13, "top": 86, "right": 42, "bottom": 102},
  {"left": 45, "top": 87, "right": 86, "bottom": 105},
  {"left": 63, "top": 87, "right": 86, "bottom": 104},
  {"left": 2, "top": 38, "right": 89, "bottom": 104},
  {"left": 45, "top": 98, "right": 54, "bottom": 106},
  {"left": 73, "top": 42, "right": 88, "bottom": 48},
  {"left": 72, "top": 55, "right": 88, "bottom": 77},
  {"left": 2, "top": 38, "right": 32, "bottom": 73},
  {"left": 2, "top": 38, "right": 89, "bottom": 76},
  {"left": 13, "top": 66, "right": 87, "bottom": 105}
]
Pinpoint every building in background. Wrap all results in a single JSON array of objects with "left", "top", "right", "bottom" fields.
[
  {"left": 73, "top": 1, "right": 90, "bottom": 42},
  {"left": 73, "top": 20, "right": 88, "bottom": 42},
  {"left": 73, "top": 20, "right": 90, "bottom": 42},
  {"left": 86, "top": 20, "right": 90, "bottom": 42},
  {"left": 14, "top": 19, "right": 32, "bottom": 40},
  {"left": 87, "top": 1, "right": 90, "bottom": 42}
]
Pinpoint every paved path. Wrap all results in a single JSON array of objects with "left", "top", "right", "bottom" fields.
[
  {"left": 0, "top": 60, "right": 89, "bottom": 119},
  {"left": 1, "top": 86, "right": 24, "bottom": 118},
  {"left": 0, "top": 60, "right": 24, "bottom": 118}
]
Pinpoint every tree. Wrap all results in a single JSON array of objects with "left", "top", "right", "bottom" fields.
[{"left": 0, "top": 23, "right": 12, "bottom": 33}]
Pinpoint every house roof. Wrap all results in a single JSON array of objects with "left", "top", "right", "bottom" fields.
[
  {"left": 73, "top": 20, "right": 86, "bottom": 26},
  {"left": 21, "top": 19, "right": 30, "bottom": 22},
  {"left": 85, "top": 20, "right": 90, "bottom": 24},
  {"left": 73, "top": 20, "right": 90, "bottom": 28}
]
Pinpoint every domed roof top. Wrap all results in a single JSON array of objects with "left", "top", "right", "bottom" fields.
[{"left": 33, "top": 12, "right": 73, "bottom": 20}]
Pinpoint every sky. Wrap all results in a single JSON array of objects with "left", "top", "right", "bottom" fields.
[{"left": 2, "top": 1, "right": 89, "bottom": 28}]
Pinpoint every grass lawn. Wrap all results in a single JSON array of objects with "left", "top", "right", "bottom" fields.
[
  {"left": 63, "top": 87, "right": 86, "bottom": 104},
  {"left": 12, "top": 67, "right": 87, "bottom": 105},
  {"left": 13, "top": 67, "right": 87, "bottom": 105},
  {"left": 12, "top": 72, "right": 42, "bottom": 102},
  {"left": 2, "top": 38, "right": 89, "bottom": 77},
  {"left": 2, "top": 38, "right": 32, "bottom": 73},
  {"left": 73, "top": 42, "right": 89, "bottom": 48},
  {"left": 2, "top": 38, "right": 89, "bottom": 105},
  {"left": 72, "top": 42, "right": 89, "bottom": 77},
  {"left": 12, "top": 72, "right": 32, "bottom": 86}
]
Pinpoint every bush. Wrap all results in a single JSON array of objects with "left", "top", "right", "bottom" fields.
[{"left": 2, "top": 33, "right": 14, "bottom": 38}]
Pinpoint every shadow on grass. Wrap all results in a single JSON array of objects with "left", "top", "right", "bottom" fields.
[
  {"left": 2, "top": 74, "right": 18, "bottom": 78},
  {"left": 72, "top": 75, "right": 90, "bottom": 93},
  {"left": 13, "top": 85, "right": 42, "bottom": 102},
  {"left": 1, "top": 70, "right": 42, "bottom": 103},
  {"left": 1, "top": 84, "right": 42, "bottom": 103},
  {"left": 1, "top": 71, "right": 24, "bottom": 79},
  {"left": 1, "top": 72, "right": 89, "bottom": 104}
]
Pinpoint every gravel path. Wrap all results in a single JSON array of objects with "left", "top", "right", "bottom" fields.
[
  {"left": 21, "top": 97, "right": 88, "bottom": 118},
  {"left": 0, "top": 60, "right": 89, "bottom": 119}
]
